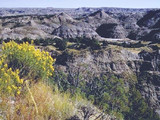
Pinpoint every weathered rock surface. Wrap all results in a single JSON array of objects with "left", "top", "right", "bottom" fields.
[
  {"left": 0, "top": 8, "right": 160, "bottom": 41},
  {"left": 53, "top": 46, "right": 160, "bottom": 115}
]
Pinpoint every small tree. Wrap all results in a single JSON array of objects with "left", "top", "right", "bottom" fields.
[
  {"left": 125, "top": 86, "right": 160, "bottom": 120},
  {"left": 55, "top": 38, "right": 67, "bottom": 50},
  {"left": 82, "top": 38, "right": 101, "bottom": 50},
  {"left": 85, "top": 75, "right": 129, "bottom": 119}
]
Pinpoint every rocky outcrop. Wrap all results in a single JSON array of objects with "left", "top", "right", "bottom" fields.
[
  {"left": 132, "top": 10, "right": 160, "bottom": 41},
  {"left": 137, "top": 10, "right": 160, "bottom": 28},
  {"left": 54, "top": 47, "right": 160, "bottom": 115},
  {"left": 52, "top": 23, "right": 99, "bottom": 38},
  {"left": 136, "top": 50, "right": 160, "bottom": 113},
  {"left": 142, "top": 29, "right": 160, "bottom": 42},
  {"left": 139, "top": 50, "right": 160, "bottom": 72},
  {"left": 96, "top": 23, "right": 127, "bottom": 38},
  {"left": 0, "top": 8, "right": 159, "bottom": 40},
  {"left": 56, "top": 47, "right": 140, "bottom": 77},
  {"left": 138, "top": 72, "right": 160, "bottom": 109}
]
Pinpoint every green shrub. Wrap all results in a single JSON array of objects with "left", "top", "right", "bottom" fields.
[
  {"left": 124, "top": 86, "right": 160, "bottom": 120},
  {"left": 55, "top": 38, "right": 67, "bottom": 50}
]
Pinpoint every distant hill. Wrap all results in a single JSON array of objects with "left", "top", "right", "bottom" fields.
[
  {"left": 0, "top": 7, "right": 154, "bottom": 17},
  {"left": 0, "top": 7, "right": 159, "bottom": 42}
]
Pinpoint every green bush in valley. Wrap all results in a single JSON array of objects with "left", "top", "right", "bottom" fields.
[
  {"left": 52, "top": 69, "right": 129, "bottom": 119},
  {"left": 124, "top": 86, "right": 160, "bottom": 120},
  {"left": 85, "top": 75, "right": 129, "bottom": 119},
  {"left": 55, "top": 38, "right": 67, "bottom": 50},
  {"left": 51, "top": 68, "right": 160, "bottom": 120}
]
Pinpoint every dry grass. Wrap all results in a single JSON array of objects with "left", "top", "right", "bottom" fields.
[
  {"left": 46, "top": 45, "right": 57, "bottom": 51},
  {"left": 0, "top": 82, "right": 76, "bottom": 120},
  {"left": 67, "top": 42, "right": 76, "bottom": 47},
  {"left": 107, "top": 44, "right": 152, "bottom": 54},
  {"left": 107, "top": 41, "right": 154, "bottom": 53},
  {"left": 125, "top": 46, "right": 153, "bottom": 54},
  {"left": 141, "top": 41, "right": 151, "bottom": 45},
  {"left": 151, "top": 43, "right": 160, "bottom": 48},
  {"left": 67, "top": 48, "right": 81, "bottom": 54}
]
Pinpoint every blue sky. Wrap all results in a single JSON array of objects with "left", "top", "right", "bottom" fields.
[{"left": 0, "top": 0, "right": 160, "bottom": 8}]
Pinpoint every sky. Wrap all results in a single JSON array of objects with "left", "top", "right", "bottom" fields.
[{"left": 0, "top": 0, "right": 160, "bottom": 8}]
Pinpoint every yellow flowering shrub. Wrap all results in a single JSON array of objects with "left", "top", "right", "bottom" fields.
[
  {"left": 0, "top": 41, "right": 57, "bottom": 119},
  {"left": 0, "top": 58, "right": 23, "bottom": 96},
  {"left": 0, "top": 41, "right": 55, "bottom": 96},
  {"left": 2, "top": 41, "right": 55, "bottom": 81}
]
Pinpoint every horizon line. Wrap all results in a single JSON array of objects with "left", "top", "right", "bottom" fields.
[{"left": 0, "top": 6, "right": 159, "bottom": 9}]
